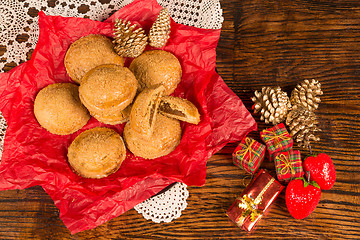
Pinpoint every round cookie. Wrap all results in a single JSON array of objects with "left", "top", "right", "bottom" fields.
[
  {"left": 64, "top": 34, "right": 124, "bottom": 84},
  {"left": 124, "top": 114, "right": 182, "bottom": 159},
  {"left": 67, "top": 127, "right": 126, "bottom": 179},
  {"left": 159, "top": 96, "right": 200, "bottom": 124},
  {"left": 129, "top": 50, "right": 182, "bottom": 95},
  {"left": 79, "top": 64, "right": 137, "bottom": 114},
  {"left": 34, "top": 83, "right": 90, "bottom": 135},
  {"left": 91, "top": 105, "right": 131, "bottom": 125},
  {"left": 129, "top": 84, "right": 165, "bottom": 136}
]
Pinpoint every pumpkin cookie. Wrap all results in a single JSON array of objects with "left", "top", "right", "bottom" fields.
[
  {"left": 129, "top": 50, "right": 182, "bottom": 95},
  {"left": 91, "top": 105, "right": 131, "bottom": 125},
  {"left": 64, "top": 34, "right": 124, "bottom": 84},
  {"left": 67, "top": 127, "right": 126, "bottom": 179},
  {"left": 34, "top": 83, "right": 90, "bottom": 135},
  {"left": 79, "top": 64, "right": 137, "bottom": 115},
  {"left": 124, "top": 114, "right": 181, "bottom": 159},
  {"left": 129, "top": 84, "right": 165, "bottom": 136},
  {"left": 159, "top": 96, "right": 200, "bottom": 124}
]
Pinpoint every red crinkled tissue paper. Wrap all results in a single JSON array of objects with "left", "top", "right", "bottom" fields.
[{"left": 0, "top": 0, "right": 256, "bottom": 234}]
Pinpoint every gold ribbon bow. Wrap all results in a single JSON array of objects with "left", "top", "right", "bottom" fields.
[
  {"left": 235, "top": 138, "right": 260, "bottom": 165},
  {"left": 276, "top": 154, "right": 296, "bottom": 176},
  {"left": 236, "top": 178, "right": 275, "bottom": 224},
  {"left": 262, "top": 130, "right": 291, "bottom": 149}
]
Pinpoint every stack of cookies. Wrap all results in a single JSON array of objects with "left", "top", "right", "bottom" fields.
[{"left": 33, "top": 33, "right": 200, "bottom": 178}]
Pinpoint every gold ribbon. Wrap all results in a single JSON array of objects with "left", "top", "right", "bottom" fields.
[
  {"left": 276, "top": 154, "right": 295, "bottom": 176},
  {"left": 235, "top": 138, "right": 260, "bottom": 166},
  {"left": 236, "top": 178, "right": 275, "bottom": 224},
  {"left": 262, "top": 130, "right": 291, "bottom": 149}
]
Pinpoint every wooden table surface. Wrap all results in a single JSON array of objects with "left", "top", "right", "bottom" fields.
[{"left": 1, "top": 0, "right": 360, "bottom": 239}]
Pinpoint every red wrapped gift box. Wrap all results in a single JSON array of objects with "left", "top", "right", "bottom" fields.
[
  {"left": 0, "top": 0, "right": 257, "bottom": 234},
  {"left": 274, "top": 150, "right": 304, "bottom": 183},
  {"left": 260, "top": 123, "right": 293, "bottom": 160},
  {"left": 232, "top": 137, "right": 265, "bottom": 174},
  {"left": 226, "top": 169, "right": 284, "bottom": 231}
]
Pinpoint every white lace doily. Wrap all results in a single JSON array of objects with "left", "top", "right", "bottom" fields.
[
  {"left": 134, "top": 182, "right": 189, "bottom": 223},
  {"left": 0, "top": 112, "right": 7, "bottom": 161},
  {"left": 0, "top": 0, "right": 223, "bottom": 223}
]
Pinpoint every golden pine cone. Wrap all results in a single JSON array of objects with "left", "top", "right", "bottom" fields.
[
  {"left": 113, "top": 19, "right": 148, "bottom": 58},
  {"left": 251, "top": 86, "right": 291, "bottom": 125},
  {"left": 149, "top": 8, "right": 171, "bottom": 48},
  {"left": 286, "top": 105, "right": 321, "bottom": 149},
  {"left": 290, "top": 79, "right": 323, "bottom": 111}
]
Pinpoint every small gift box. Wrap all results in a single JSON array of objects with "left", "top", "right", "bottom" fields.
[
  {"left": 232, "top": 137, "right": 265, "bottom": 174},
  {"left": 260, "top": 123, "right": 293, "bottom": 159},
  {"left": 274, "top": 150, "right": 304, "bottom": 183},
  {"left": 226, "top": 169, "right": 284, "bottom": 231}
]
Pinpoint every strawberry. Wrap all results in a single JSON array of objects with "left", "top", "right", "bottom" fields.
[
  {"left": 303, "top": 153, "right": 336, "bottom": 190},
  {"left": 285, "top": 177, "right": 321, "bottom": 219}
]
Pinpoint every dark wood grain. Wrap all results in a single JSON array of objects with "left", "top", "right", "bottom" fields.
[{"left": 1, "top": 0, "right": 360, "bottom": 239}]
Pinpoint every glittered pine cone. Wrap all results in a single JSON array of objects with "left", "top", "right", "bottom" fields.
[
  {"left": 113, "top": 19, "right": 148, "bottom": 58},
  {"left": 286, "top": 105, "right": 321, "bottom": 149},
  {"left": 149, "top": 8, "right": 171, "bottom": 48},
  {"left": 251, "top": 86, "right": 291, "bottom": 125},
  {"left": 290, "top": 79, "right": 323, "bottom": 112}
]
